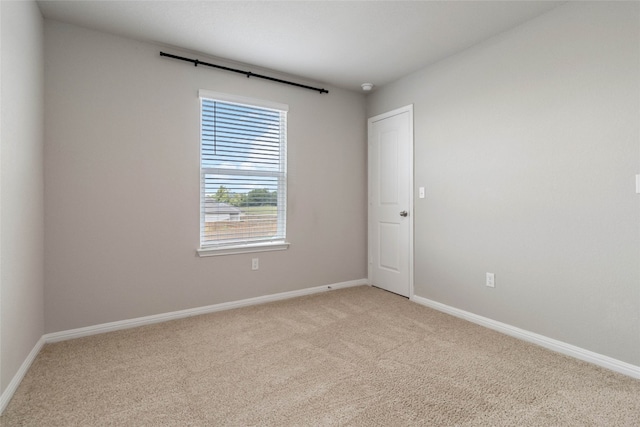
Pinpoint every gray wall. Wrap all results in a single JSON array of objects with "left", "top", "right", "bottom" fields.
[
  {"left": 367, "top": 1, "right": 640, "bottom": 366},
  {"left": 44, "top": 21, "right": 367, "bottom": 333},
  {"left": 0, "top": 1, "right": 45, "bottom": 393}
]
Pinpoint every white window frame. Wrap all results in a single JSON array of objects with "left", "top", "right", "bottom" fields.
[{"left": 197, "top": 90, "right": 289, "bottom": 257}]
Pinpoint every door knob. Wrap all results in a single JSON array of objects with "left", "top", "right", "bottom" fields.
[{"left": 400, "top": 211, "right": 408, "bottom": 217}]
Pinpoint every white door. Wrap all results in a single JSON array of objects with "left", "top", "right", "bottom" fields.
[{"left": 368, "top": 106, "right": 413, "bottom": 297}]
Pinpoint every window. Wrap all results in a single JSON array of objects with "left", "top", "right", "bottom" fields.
[{"left": 198, "top": 90, "right": 289, "bottom": 256}]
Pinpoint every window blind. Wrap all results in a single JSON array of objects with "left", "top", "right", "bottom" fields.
[{"left": 200, "top": 95, "right": 287, "bottom": 249}]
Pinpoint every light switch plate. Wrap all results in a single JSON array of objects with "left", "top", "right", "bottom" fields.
[{"left": 486, "top": 272, "right": 495, "bottom": 288}]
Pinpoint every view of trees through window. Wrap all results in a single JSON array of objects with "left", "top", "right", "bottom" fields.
[{"left": 211, "top": 185, "right": 278, "bottom": 207}]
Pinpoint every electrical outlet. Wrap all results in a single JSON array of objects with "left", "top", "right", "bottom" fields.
[
  {"left": 252, "top": 258, "right": 259, "bottom": 271},
  {"left": 486, "top": 272, "right": 495, "bottom": 288}
]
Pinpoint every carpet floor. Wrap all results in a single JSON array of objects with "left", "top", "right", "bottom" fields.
[{"left": 2, "top": 285, "right": 639, "bottom": 426}]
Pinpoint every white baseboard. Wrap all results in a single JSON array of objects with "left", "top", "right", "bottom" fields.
[
  {"left": 0, "top": 337, "right": 44, "bottom": 414},
  {"left": 411, "top": 294, "right": 640, "bottom": 380},
  {"left": 44, "top": 278, "right": 369, "bottom": 343}
]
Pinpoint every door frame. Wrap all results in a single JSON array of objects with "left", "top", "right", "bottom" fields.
[{"left": 367, "top": 104, "right": 414, "bottom": 298}]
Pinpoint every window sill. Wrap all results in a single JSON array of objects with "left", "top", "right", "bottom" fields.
[{"left": 197, "top": 241, "right": 290, "bottom": 257}]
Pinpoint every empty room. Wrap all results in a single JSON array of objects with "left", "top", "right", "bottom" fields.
[{"left": 1, "top": 0, "right": 639, "bottom": 425}]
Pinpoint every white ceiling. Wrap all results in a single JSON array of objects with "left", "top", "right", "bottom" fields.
[{"left": 37, "top": 1, "right": 564, "bottom": 92}]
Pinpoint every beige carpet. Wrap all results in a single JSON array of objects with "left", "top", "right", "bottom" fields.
[{"left": 2, "top": 286, "right": 639, "bottom": 426}]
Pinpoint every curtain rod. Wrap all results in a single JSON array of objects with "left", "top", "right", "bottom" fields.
[{"left": 160, "top": 52, "right": 329, "bottom": 94}]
